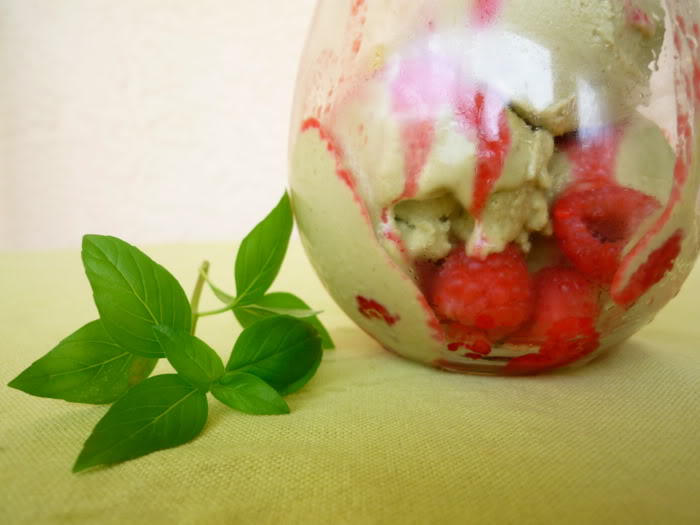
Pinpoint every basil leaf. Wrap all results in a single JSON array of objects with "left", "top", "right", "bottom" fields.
[
  {"left": 212, "top": 373, "right": 289, "bottom": 415},
  {"left": 277, "top": 347, "right": 323, "bottom": 396},
  {"left": 234, "top": 292, "right": 335, "bottom": 350},
  {"left": 8, "top": 320, "right": 157, "bottom": 404},
  {"left": 73, "top": 374, "right": 207, "bottom": 472},
  {"left": 234, "top": 193, "right": 293, "bottom": 303},
  {"left": 226, "top": 317, "right": 322, "bottom": 393},
  {"left": 153, "top": 326, "right": 224, "bottom": 391},
  {"left": 243, "top": 305, "right": 322, "bottom": 319},
  {"left": 81, "top": 235, "right": 192, "bottom": 358}
]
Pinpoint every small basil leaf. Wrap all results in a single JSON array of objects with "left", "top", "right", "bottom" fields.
[
  {"left": 234, "top": 193, "right": 293, "bottom": 302},
  {"left": 153, "top": 326, "right": 224, "bottom": 391},
  {"left": 226, "top": 316, "right": 322, "bottom": 393},
  {"left": 81, "top": 235, "right": 192, "bottom": 358},
  {"left": 234, "top": 292, "right": 335, "bottom": 350},
  {"left": 73, "top": 375, "right": 207, "bottom": 472},
  {"left": 212, "top": 373, "right": 290, "bottom": 415},
  {"left": 7, "top": 320, "right": 157, "bottom": 404}
]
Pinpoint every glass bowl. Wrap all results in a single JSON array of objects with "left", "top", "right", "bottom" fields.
[{"left": 289, "top": 0, "right": 700, "bottom": 375}]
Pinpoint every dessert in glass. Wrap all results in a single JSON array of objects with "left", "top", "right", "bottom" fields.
[{"left": 289, "top": 0, "right": 700, "bottom": 375}]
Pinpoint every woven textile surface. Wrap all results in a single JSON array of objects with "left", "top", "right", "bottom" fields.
[{"left": 1, "top": 242, "right": 699, "bottom": 524}]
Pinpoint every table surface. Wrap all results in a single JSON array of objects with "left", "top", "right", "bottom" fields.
[{"left": 1, "top": 241, "right": 699, "bottom": 524}]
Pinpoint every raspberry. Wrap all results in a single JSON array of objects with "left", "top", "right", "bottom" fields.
[
  {"left": 506, "top": 318, "right": 600, "bottom": 374},
  {"left": 612, "top": 231, "right": 683, "bottom": 307},
  {"left": 507, "top": 266, "right": 601, "bottom": 373},
  {"left": 513, "top": 266, "right": 600, "bottom": 342},
  {"left": 553, "top": 185, "right": 660, "bottom": 284},
  {"left": 426, "top": 245, "right": 534, "bottom": 337}
]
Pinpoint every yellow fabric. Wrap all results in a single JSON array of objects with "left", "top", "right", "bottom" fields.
[{"left": 1, "top": 242, "right": 699, "bottom": 524}]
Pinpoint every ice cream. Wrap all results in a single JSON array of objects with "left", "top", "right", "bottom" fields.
[
  {"left": 329, "top": 51, "right": 556, "bottom": 262},
  {"left": 290, "top": 0, "right": 700, "bottom": 375}
]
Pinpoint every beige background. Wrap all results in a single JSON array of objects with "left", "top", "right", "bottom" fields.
[
  {"left": 0, "top": 1, "right": 681, "bottom": 251},
  {"left": 0, "top": 0, "right": 316, "bottom": 251}
]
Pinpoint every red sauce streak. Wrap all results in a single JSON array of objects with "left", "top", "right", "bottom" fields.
[
  {"left": 624, "top": 0, "right": 655, "bottom": 36},
  {"left": 301, "top": 118, "right": 356, "bottom": 190},
  {"left": 693, "top": 24, "right": 700, "bottom": 104},
  {"left": 676, "top": 15, "right": 686, "bottom": 33},
  {"left": 391, "top": 56, "right": 455, "bottom": 200},
  {"left": 472, "top": 0, "right": 503, "bottom": 28},
  {"left": 455, "top": 90, "right": 511, "bottom": 218},
  {"left": 351, "top": 0, "right": 365, "bottom": 17},
  {"left": 385, "top": 230, "right": 408, "bottom": 254},
  {"left": 300, "top": 118, "right": 371, "bottom": 225},
  {"left": 447, "top": 340, "right": 492, "bottom": 356},
  {"left": 613, "top": 231, "right": 683, "bottom": 308},
  {"left": 417, "top": 294, "right": 446, "bottom": 343},
  {"left": 352, "top": 37, "right": 362, "bottom": 54},
  {"left": 380, "top": 208, "right": 411, "bottom": 263},
  {"left": 399, "top": 120, "right": 435, "bottom": 199},
  {"left": 357, "top": 296, "right": 400, "bottom": 326},
  {"left": 611, "top": 18, "right": 694, "bottom": 306}
]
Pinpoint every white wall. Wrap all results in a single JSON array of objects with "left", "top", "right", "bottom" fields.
[{"left": 0, "top": 0, "right": 316, "bottom": 251}]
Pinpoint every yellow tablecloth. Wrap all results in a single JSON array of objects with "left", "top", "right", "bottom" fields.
[{"left": 1, "top": 242, "right": 699, "bottom": 524}]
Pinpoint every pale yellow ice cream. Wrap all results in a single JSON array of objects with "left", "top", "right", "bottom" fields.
[{"left": 330, "top": 53, "right": 555, "bottom": 263}]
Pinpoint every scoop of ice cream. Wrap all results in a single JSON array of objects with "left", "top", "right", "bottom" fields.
[
  {"left": 414, "top": 0, "right": 666, "bottom": 135},
  {"left": 330, "top": 48, "right": 555, "bottom": 263}
]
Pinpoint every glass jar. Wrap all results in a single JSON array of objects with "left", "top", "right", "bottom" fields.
[{"left": 289, "top": 0, "right": 700, "bottom": 375}]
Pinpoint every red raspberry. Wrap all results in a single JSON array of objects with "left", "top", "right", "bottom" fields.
[
  {"left": 513, "top": 266, "right": 600, "bottom": 342},
  {"left": 426, "top": 245, "right": 534, "bottom": 337},
  {"left": 506, "top": 318, "right": 600, "bottom": 374},
  {"left": 553, "top": 185, "right": 660, "bottom": 284},
  {"left": 612, "top": 231, "right": 683, "bottom": 307},
  {"left": 507, "top": 266, "right": 601, "bottom": 373}
]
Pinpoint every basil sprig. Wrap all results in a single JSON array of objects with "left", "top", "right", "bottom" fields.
[{"left": 8, "top": 192, "right": 331, "bottom": 472}]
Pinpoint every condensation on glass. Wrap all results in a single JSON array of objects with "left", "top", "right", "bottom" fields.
[{"left": 289, "top": 0, "right": 700, "bottom": 375}]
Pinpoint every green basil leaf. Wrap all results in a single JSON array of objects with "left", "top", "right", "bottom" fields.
[
  {"left": 8, "top": 320, "right": 157, "bottom": 404},
  {"left": 153, "top": 326, "right": 224, "bottom": 391},
  {"left": 226, "top": 316, "right": 322, "bottom": 393},
  {"left": 81, "top": 235, "right": 192, "bottom": 358},
  {"left": 234, "top": 292, "right": 335, "bottom": 350},
  {"left": 212, "top": 373, "right": 289, "bottom": 415},
  {"left": 73, "top": 374, "right": 207, "bottom": 472},
  {"left": 234, "top": 193, "right": 293, "bottom": 303},
  {"left": 277, "top": 347, "right": 323, "bottom": 396}
]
